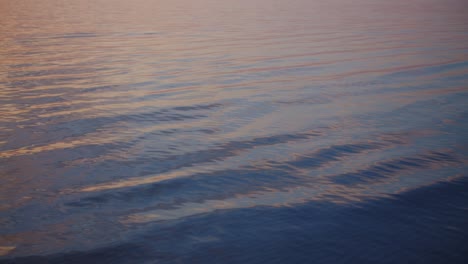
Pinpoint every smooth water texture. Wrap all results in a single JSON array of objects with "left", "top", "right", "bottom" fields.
[{"left": 1, "top": 0, "right": 468, "bottom": 263}]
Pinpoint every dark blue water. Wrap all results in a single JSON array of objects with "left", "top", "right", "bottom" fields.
[{"left": 1, "top": 0, "right": 468, "bottom": 263}]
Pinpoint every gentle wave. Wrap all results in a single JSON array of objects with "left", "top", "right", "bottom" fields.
[{"left": 1, "top": 0, "right": 467, "bottom": 262}]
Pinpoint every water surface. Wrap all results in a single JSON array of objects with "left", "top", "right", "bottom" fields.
[{"left": 1, "top": 0, "right": 468, "bottom": 263}]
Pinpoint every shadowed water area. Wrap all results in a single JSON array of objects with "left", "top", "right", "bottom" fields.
[{"left": 1, "top": 0, "right": 468, "bottom": 263}]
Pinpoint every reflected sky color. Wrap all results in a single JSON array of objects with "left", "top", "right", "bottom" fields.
[{"left": 1, "top": 0, "right": 468, "bottom": 262}]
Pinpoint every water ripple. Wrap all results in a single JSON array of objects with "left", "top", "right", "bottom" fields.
[{"left": 1, "top": 0, "right": 468, "bottom": 261}]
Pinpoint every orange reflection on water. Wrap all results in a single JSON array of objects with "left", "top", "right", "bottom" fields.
[{"left": 1, "top": 0, "right": 468, "bottom": 258}]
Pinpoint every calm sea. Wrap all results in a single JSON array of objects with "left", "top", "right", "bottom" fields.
[{"left": 1, "top": 0, "right": 467, "bottom": 263}]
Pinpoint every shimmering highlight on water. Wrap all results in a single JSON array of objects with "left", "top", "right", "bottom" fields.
[{"left": 1, "top": 0, "right": 468, "bottom": 263}]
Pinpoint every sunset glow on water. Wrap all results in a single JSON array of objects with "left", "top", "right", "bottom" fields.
[{"left": 1, "top": 0, "right": 468, "bottom": 263}]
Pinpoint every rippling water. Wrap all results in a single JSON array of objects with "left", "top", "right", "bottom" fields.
[{"left": 1, "top": 0, "right": 468, "bottom": 263}]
